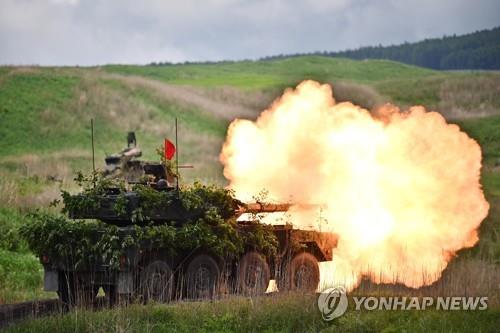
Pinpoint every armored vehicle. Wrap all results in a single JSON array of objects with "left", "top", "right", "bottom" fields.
[{"left": 39, "top": 134, "right": 337, "bottom": 306}]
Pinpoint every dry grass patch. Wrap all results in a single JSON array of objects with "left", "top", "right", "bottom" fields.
[
  {"left": 189, "top": 85, "right": 278, "bottom": 119},
  {"left": 0, "top": 150, "right": 90, "bottom": 208},
  {"left": 105, "top": 74, "right": 260, "bottom": 121},
  {"left": 332, "top": 81, "right": 387, "bottom": 110},
  {"left": 326, "top": 258, "right": 500, "bottom": 307},
  {"left": 176, "top": 132, "right": 226, "bottom": 185},
  {"left": 439, "top": 74, "right": 500, "bottom": 119},
  {"left": 78, "top": 74, "right": 163, "bottom": 136},
  {"left": 5, "top": 67, "right": 42, "bottom": 76}
]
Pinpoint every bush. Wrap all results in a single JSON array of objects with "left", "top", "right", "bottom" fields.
[{"left": 0, "top": 249, "right": 49, "bottom": 303}]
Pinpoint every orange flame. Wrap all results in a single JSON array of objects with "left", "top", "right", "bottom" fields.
[{"left": 220, "top": 80, "right": 489, "bottom": 291}]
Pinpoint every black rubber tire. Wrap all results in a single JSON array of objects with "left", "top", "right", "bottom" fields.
[
  {"left": 185, "top": 254, "right": 220, "bottom": 300},
  {"left": 57, "top": 272, "right": 71, "bottom": 307},
  {"left": 237, "top": 251, "right": 270, "bottom": 296},
  {"left": 290, "top": 252, "right": 320, "bottom": 292},
  {"left": 58, "top": 272, "right": 97, "bottom": 308},
  {"left": 103, "top": 284, "right": 131, "bottom": 307},
  {"left": 279, "top": 253, "right": 320, "bottom": 293},
  {"left": 140, "top": 260, "right": 174, "bottom": 303}
]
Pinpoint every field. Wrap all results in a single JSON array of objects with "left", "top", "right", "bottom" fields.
[
  {"left": 0, "top": 56, "right": 499, "bottom": 331},
  {"left": 3, "top": 295, "right": 500, "bottom": 333}
]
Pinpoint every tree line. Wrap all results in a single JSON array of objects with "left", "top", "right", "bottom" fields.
[
  {"left": 262, "top": 26, "right": 500, "bottom": 70},
  {"left": 149, "top": 26, "right": 500, "bottom": 70}
]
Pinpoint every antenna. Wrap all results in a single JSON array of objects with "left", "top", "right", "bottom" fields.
[
  {"left": 91, "top": 118, "right": 95, "bottom": 173},
  {"left": 175, "top": 118, "right": 179, "bottom": 191},
  {"left": 91, "top": 118, "right": 96, "bottom": 188}
]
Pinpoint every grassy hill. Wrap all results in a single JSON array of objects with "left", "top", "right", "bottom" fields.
[
  {"left": 107, "top": 56, "right": 500, "bottom": 115},
  {"left": 1, "top": 57, "right": 498, "bottom": 192},
  {"left": 0, "top": 56, "right": 499, "bottom": 317},
  {"left": 106, "top": 56, "right": 436, "bottom": 89}
]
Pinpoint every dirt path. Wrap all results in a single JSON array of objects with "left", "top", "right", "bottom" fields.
[{"left": 102, "top": 73, "right": 267, "bottom": 121}]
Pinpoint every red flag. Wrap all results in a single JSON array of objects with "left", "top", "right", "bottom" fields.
[{"left": 164, "top": 138, "right": 176, "bottom": 160}]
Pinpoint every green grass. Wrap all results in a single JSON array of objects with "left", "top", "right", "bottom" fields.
[
  {"left": 0, "top": 208, "right": 55, "bottom": 303},
  {"left": 102, "top": 79, "right": 228, "bottom": 139},
  {"left": 0, "top": 71, "right": 82, "bottom": 156},
  {"left": 105, "top": 56, "right": 500, "bottom": 111},
  {"left": 482, "top": 173, "right": 500, "bottom": 197},
  {"left": 0, "top": 69, "right": 226, "bottom": 161},
  {"left": 4, "top": 295, "right": 499, "bottom": 333},
  {"left": 0, "top": 70, "right": 130, "bottom": 159},
  {"left": 0, "top": 208, "right": 29, "bottom": 252},
  {"left": 374, "top": 76, "right": 443, "bottom": 107},
  {"left": 0, "top": 69, "right": 228, "bottom": 191},
  {"left": 0, "top": 58, "right": 496, "bottom": 161},
  {"left": 105, "top": 56, "right": 438, "bottom": 90},
  {"left": 449, "top": 116, "right": 500, "bottom": 262},
  {"left": 0, "top": 57, "right": 499, "bottom": 311},
  {"left": 0, "top": 249, "right": 54, "bottom": 303},
  {"left": 455, "top": 115, "right": 500, "bottom": 165},
  {"left": 376, "top": 72, "right": 500, "bottom": 109}
]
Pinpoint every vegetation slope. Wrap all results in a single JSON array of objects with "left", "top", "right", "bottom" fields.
[{"left": 0, "top": 56, "right": 499, "bottom": 331}]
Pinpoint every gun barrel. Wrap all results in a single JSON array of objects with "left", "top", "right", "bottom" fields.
[
  {"left": 242, "top": 203, "right": 292, "bottom": 214},
  {"left": 236, "top": 202, "right": 321, "bottom": 217}
]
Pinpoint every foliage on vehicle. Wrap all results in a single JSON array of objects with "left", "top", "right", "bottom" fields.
[
  {"left": 60, "top": 171, "right": 126, "bottom": 216},
  {"left": 19, "top": 212, "right": 129, "bottom": 269},
  {"left": 180, "top": 182, "right": 239, "bottom": 219},
  {"left": 20, "top": 175, "right": 278, "bottom": 269}
]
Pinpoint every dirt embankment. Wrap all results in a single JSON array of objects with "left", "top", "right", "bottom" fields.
[{"left": 104, "top": 74, "right": 273, "bottom": 121}]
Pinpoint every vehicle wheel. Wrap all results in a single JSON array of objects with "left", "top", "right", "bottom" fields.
[
  {"left": 185, "top": 254, "right": 220, "bottom": 300},
  {"left": 237, "top": 251, "right": 270, "bottom": 296},
  {"left": 78, "top": 285, "right": 98, "bottom": 306},
  {"left": 57, "top": 272, "right": 72, "bottom": 307},
  {"left": 290, "top": 252, "right": 320, "bottom": 292},
  {"left": 279, "top": 253, "right": 320, "bottom": 292},
  {"left": 102, "top": 285, "right": 116, "bottom": 306},
  {"left": 58, "top": 272, "right": 97, "bottom": 308},
  {"left": 140, "top": 260, "right": 174, "bottom": 303}
]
